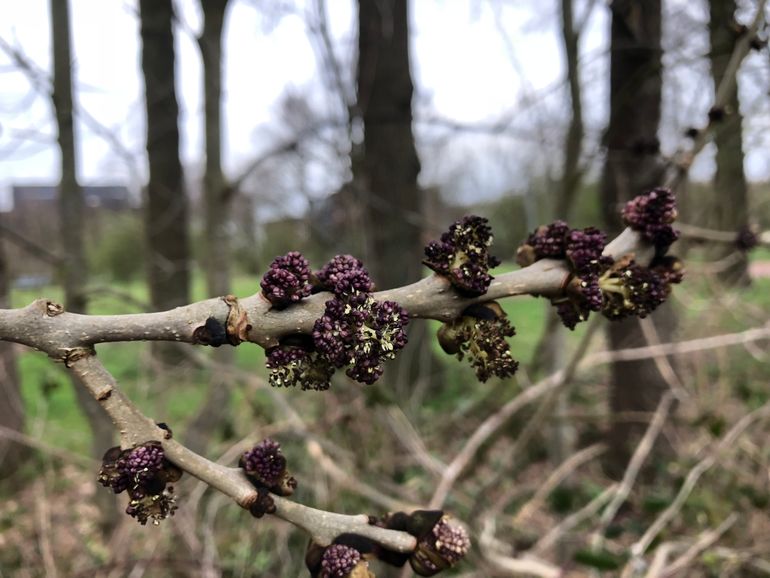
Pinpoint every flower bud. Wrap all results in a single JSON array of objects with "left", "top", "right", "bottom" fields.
[{"left": 423, "top": 215, "right": 500, "bottom": 296}]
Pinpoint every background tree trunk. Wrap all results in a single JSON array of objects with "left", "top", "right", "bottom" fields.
[
  {"left": 186, "top": 0, "right": 233, "bottom": 455},
  {"left": 600, "top": 0, "right": 674, "bottom": 477},
  {"left": 356, "top": 0, "right": 440, "bottom": 402},
  {"left": 709, "top": 0, "right": 749, "bottom": 285},
  {"left": 542, "top": 0, "right": 586, "bottom": 477},
  {"left": 50, "top": 0, "right": 117, "bottom": 527},
  {"left": 0, "top": 228, "right": 28, "bottom": 478},
  {"left": 139, "top": 0, "right": 191, "bottom": 366},
  {"left": 356, "top": 0, "right": 421, "bottom": 290}
]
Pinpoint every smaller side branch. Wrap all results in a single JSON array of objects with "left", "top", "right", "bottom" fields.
[{"left": 66, "top": 353, "right": 417, "bottom": 553}]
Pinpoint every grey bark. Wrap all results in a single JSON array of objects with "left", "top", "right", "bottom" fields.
[
  {"left": 139, "top": 0, "right": 191, "bottom": 367},
  {"left": 186, "top": 0, "right": 233, "bottom": 455},
  {"left": 709, "top": 0, "right": 750, "bottom": 285},
  {"left": 600, "top": 0, "right": 675, "bottom": 477},
  {"left": 50, "top": 0, "right": 117, "bottom": 526}
]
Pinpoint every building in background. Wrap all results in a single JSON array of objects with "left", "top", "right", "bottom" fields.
[{"left": 1, "top": 184, "right": 135, "bottom": 286}]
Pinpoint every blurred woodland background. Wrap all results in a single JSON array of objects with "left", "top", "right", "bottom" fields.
[{"left": 1, "top": 0, "right": 770, "bottom": 576}]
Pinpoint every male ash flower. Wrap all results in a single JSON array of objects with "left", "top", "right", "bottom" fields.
[
  {"left": 240, "top": 438, "right": 296, "bottom": 494},
  {"left": 98, "top": 446, "right": 131, "bottom": 494},
  {"left": 516, "top": 220, "right": 570, "bottom": 266},
  {"left": 124, "top": 442, "right": 165, "bottom": 484},
  {"left": 552, "top": 272, "right": 605, "bottom": 330},
  {"left": 735, "top": 226, "right": 759, "bottom": 252},
  {"left": 599, "top": 257, "right": 674, "bottom": 320},
  {"left": 312, "top": 295, "right": 409, "bottom": 385},
  {"left": 260, "top": 251, "right": 312, "bottom": 308},
  {"left": 320, "top": 544, "right": 363, "bottom": 578},
  {"left": 566, "top": 227, "right": 609, "bottom": 277},
  {"left": 266, "top": 345, "right": 334, "bottom": 391},
  {"left": 125, "top": 486, "right": 177, "bottom": 526},
  {"left": 410, "top": 515, "right": 471, "bottom": 576},
  {"left": 316, "top": 254, "right": 374, "bottom": 296},
  {"left": 516, "top": 222, "right": 611, "bottom": 329},
  {"left": 423, "top": 215, "right": 501, "bottom": 296},
  {"left": 650, "top": 255, "right": 685, "bottom": 286},
  {"left": 437, "top": 303, "right": 518, "bottom": 382},
  {"left": 622, "top": 188, "right": 680, "bottom": 250},
  {"left": 98, "top": 441, "right": 182, "bottom": 525}
]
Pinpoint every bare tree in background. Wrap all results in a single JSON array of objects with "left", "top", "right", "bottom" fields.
[
  {"left": 540, "top": 0, "right": 588, "bottom": 474},
  {"left": 356, "top": 0, "right": 422, "bottom": 290},
  {"left": 709, "top": 0, "right": 750, "bottom": 285},
  {"left": 356, "top": 0, "right": 442, "bottom": 398},
  {"left": 199, "top": 0, "right": 231, "bottom": 300},
  {"left": 187, "top": 0, "right": 233, "bottom": 454},
  {"left": 50, "top": 0, "right": 117, "bottom": 525},
  {"left": 0, "top": 229, "right": 27, "bottom": 477},
  {"left": 600, "top": 0, "right": 673, "bottom": 475},
  {"left": 139, "top": 0, "right": 191, "bottom": 340}
]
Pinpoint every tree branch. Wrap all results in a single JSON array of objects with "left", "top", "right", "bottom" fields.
[
  {"left": 0, "top": 227, "right": 650, "bottom": 356},
  {"left": 65, "top": 352, "right": 417, "bottom": 552}
]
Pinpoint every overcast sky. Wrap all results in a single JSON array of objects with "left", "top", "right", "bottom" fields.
[{"left": 0, "top": 0, "right": 768, "bottom": 212}]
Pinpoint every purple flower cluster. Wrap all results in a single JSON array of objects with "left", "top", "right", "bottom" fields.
[
  {"left": 266, "top": 346, "right": 334, "bottom": 391},
  {"left": 518, "top": 221, "right": 611, "bottom": 329},
  {"left": 320, "top": 544, "right": 362, "bottom": 578},
  {"left": 651, "top": 255, "right": 685, "bottom": 285},
  {"left": 423, "top": 215, "right": 501, "bottom": 296},
  {"left": 553, "top": 275, "right": 605, "bottom": 330},
  {"left": 260, "top": 251, "right": 312, "bottom": 308},
  {"left": 735, "top": 226, "right": 759, "bottom": 252},
  {"left": 313, "top": 295, "right": 409, "bottom": 385},
  {"left": 98, "top": 441, "right": 181, "bottom": 525},
  {"left": 566, "top": 227, "right": 610, "bottom": 276},
  {"left": 431, "top": 516, "right": 471, "bottom": 566},
  {"left": 125, "top": 486, "right": 177, "bottom": 526},
  {"left": 517, "top": 220, "right": 570, "bottom": 266},
  {"left": 599, "top": 256, "right": 682, "bottom": 320},
  {"left": 241, "top": 438, "right": 286, "bottom": 487},
  {"left": 316, "top": 254, "right": 375, "bottom": 296},
  {"left": 264, "top": 255, "right": 409, "bottom": 389},
  {"left": 519, "top": 222, "right": 609, "bottom": 275},
  {"left": 437, "top": 303, "right": 518, "bottom": 382},
  {"left": 124, "top": 442, "right": 165, "bottom": 485},
  {"left": 622, "top": 188, "right": 679, "bottom": 250},
  {"left": 410, "top": 515, "right": 471, "bottom": 575},
  {"left": 239, "top": 438, "right": 297, "bottom": 507}
]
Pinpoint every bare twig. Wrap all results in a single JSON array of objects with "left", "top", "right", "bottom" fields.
[
  {"left": 664, "top": 0, "right": 767, "bottom": 188},
  {"left": 0, "top": 424, "right": 93, "bottom": 465},
  {"left": 591, "top": 393, "right": 675, "bottom": 549},
  {"left": 513, "top": 443, "right": 606, "bottom": 526},
  {"left": 638, "top": 318, "right": 688, "bottom": 399},
  {"left": 533, "top": 483, "right": 619, "bottom": 554},
  {"left": 656, "top": 513, "right": 738, "bottom": 578},
  {"left": 622, "top": 402, "right": 770, "bottom": 575}
]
